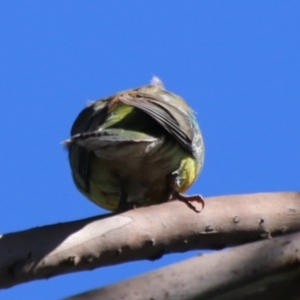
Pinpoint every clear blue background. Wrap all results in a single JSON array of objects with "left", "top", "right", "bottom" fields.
[{"left": 1, "top": 2, "right": 299, "bottom": 299}]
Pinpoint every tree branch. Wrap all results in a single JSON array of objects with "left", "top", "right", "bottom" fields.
[
  {"left": 1, "top": 192, "right": 300, "bottom": 289},
  {"left": 65, "top": 230, "right": 300, "bottom": 300}
]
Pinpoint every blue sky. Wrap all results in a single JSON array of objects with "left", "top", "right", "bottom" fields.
[{"left": 1, "top": 2, "right": 299, "bottom": 299}]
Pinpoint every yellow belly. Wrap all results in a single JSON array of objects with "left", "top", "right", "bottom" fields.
[{"left": 80, "top": 139, "right": 200, "bottom": 212}]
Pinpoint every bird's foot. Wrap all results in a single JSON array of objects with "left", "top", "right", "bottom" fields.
[{"left": 170, "top": 192, "right": 204, "bottom": 213}]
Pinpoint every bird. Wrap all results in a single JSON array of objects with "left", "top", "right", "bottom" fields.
[{"left": 64, "top": 77, "right": 204, "bottom": 212}]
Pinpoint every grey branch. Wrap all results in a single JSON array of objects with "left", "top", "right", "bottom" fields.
[
  {"left": 0, "top": 192, "right": 300, "bottom": 289},
  {"left": 66, "top": 230, "right": 300, "bottom": 300}
]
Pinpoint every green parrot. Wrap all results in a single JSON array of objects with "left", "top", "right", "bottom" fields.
[{"left": 64, "top": 77, "right": 204, "bottom": 212}]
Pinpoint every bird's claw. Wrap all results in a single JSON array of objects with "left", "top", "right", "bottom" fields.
[{"left": 170, "top": 192, "right": 204, "bottom": 213}]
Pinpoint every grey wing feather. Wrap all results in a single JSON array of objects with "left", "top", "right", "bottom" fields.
[
  {"left": 70, "top": 129, "right": 157, "bottom": 151},
  {"left": 68, "top": 100, "right": 109, "bottom": 192},
  {"left": 70, "top": 100, "right": 109, "bottom": 135},
  {"left": 119, "top": 93, "right": 195, "bottom": 153},
  {"left": 68, "top": 144, "right": 90, "bottom": 192}
]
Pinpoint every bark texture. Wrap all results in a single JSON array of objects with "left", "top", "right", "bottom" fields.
[
  {"left": 66, "top": 231, "right": 300, "bottom": 300},
  {"left": 0, "top": 192, "right": 299, "bottom": 291}
]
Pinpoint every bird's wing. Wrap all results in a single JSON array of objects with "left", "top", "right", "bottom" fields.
[
  {"left": 119, "top": 91, "right": 196, "bottom": 153},
  {"left": 67, "top": 100, "right": 109, "bottom": 192},
  {"left": 68, "top": 144, "right": 90, "bottom": 192},
  {"left": 70, "top": 100, "right": 109, "bottom": 135},
  {"left": 70, "top": 129, "right": 157, "bottom": 151}
]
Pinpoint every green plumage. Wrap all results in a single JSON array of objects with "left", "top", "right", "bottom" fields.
[{"left": 65, "top": 77, "right": 204, "bottom": 212}]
